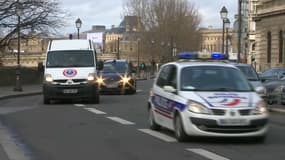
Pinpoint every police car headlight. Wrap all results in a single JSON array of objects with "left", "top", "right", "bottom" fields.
[
  {"left": 44, "top": 74, "right": 53, "bottom": 82},
  {"left": 252, "top": 100, "right": 268, "bottom": 115},
  {"left": 188, "top": 101, "right": 211, "bottom": 114},
  {"left": 87, "top": 73, "right": 96, "bottom": 81}
]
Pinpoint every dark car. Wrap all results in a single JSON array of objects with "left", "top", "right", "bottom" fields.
[
  {"left": 259, "top": 68, "right": 285, "bottom": 82},
  {"left": 263, "top": 77, "right": 285, "bottom": 105},
  {"left": 233, "top": 63, "right": 267, "bottom": 100},
  {"left": 259, "top": 68, "right": 285, "bottom": 104},
  {"left": 96, "top": 59, "right": 136, "bottom": 94}
]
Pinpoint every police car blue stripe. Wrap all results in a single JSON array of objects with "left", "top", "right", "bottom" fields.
[
  {"left": 195, "top": 93, "right": 214, "bottom": 107},
  {"left": 152, "top": 94, "right": 187, "bottom": 118}
]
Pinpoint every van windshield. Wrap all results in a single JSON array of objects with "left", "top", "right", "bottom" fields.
[{"left": 46, "top": 50, "right": 94, "bottom": 68}]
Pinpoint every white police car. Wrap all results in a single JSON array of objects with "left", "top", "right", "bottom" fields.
[{"left": 148, "top": 52, "right": 268, "bottom": 142}]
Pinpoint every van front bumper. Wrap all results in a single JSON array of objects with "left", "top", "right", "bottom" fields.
[{"left": 43, "top": 83, "right": 98, "bottom": 100}]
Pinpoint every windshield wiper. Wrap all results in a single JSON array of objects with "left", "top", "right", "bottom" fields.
[
  {"left": 207, "top": 88, "right": 237, "bottom": 91},
  {"left": 247, "top": 78, "right": 259, "bottom": 81}
]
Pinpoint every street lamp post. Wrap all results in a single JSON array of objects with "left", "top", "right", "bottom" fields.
[
  {"left": 117, "top": 37, "right": 121, "bottom": 59},
  {"left": 14, "top": 0, "right": 23, "bottom": 92},
  {"left": 225, "top": 18, "right": 231, "bottom": 57},
  {"left": 220, "top": 6, "right": 228, "bottom": 54},
  {"left": 137, "top": 38, "right": 141, "bottom": 76},
  {"left": 238, "top": 0, "right": 242, "bottom": 63},
  {"left": 151, "top": 40, "right": 155, "bottom": 76},
  {"left": 75, "top": 18, "right": 82, "bottom": 39}
]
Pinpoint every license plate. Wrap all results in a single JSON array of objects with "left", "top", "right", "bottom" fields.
[
  {"left": 106, "top": 83, "right": 118, "bottom": 88},
  {"left": 63, "top": 89, "right": 78, "bottom": 94},
  {"left": 219, "top": 119, "right": 248, "bottom": 126}
]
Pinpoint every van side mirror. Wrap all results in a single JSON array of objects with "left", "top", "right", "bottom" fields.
[{"left": 97, "top": 60, "right": 104, "bottom": 70}]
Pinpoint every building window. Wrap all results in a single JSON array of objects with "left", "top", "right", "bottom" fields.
[
  {"left": 267, "top": 31, "right": 271, "bottom": 63},
  {"left": 279, "top": 30, "right": 283, "bottom": 63},
  {"left": 252, "top": 43, "right": 256, "bottom": 51}
]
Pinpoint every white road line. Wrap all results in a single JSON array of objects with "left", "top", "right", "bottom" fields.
[
  {"left": 186, "top": 148, "right": 230, "bottom": 160},
  {"left": 85, "top": 108, "right": 106, "bottom": 114},
  {"left": 138, "top": 129, "right": 177, "bottom": 142},
  {"left": 107, "top": 117, "right": 135, "bottom": 125},
  {"left": 74, "top": 104, "right": 86, "bottom": 107}
]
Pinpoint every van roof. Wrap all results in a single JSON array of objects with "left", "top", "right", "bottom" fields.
[{"left": 48, "top": 39, "right": 93, "bottom": 51}]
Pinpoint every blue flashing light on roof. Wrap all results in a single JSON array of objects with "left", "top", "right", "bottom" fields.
[
  {"left": 211, "top": 52, "right": 228, "bottom": 60},
  {"left": 178, "top": 52, "right": 198, "bottom": 59}
]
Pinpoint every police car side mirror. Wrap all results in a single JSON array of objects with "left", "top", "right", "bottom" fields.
[
  {"left": 255, "top": 86, "right": 265, "bottom": 95},
  {"left": 163, "top": 85, "right": 177, "bottom": 93}
]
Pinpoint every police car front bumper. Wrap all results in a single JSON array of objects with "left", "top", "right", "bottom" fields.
[{"left": 181, "top": 111, "right": 268, "bottom": 137}]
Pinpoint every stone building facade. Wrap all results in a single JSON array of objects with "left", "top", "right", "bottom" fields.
[
  {"left": 254, "top": 0, "right": 285, "bottom": 71},
  {"left": 200, "top": 27, "right": 233, "bottom": 54}
]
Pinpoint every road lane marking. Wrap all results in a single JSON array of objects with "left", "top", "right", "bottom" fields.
[
  {"left": 186, "top": 148, "right": 230, "bottom": 160},
  {"left": 74, "top": 104, "right": 86, "bottom": 107},
  {"left": 107, "top": 117, "right": 135, "bottom": 125},
  {"left": 138, "top": 129, "right": 177, "bottom": 142},
  {"left": 136, "top": 89, "right": 143, "bottom": 93},
  {"left": 85, "top": 108, "right": 106, "bottom": 114}
]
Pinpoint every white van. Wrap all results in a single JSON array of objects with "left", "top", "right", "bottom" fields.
[{"left": 42, "top": 39, "right": 102, "bottom": 104}]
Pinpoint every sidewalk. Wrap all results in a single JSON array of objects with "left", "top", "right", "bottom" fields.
[{"left": 0, "top": 85, "right": 42, "bottom": 100}]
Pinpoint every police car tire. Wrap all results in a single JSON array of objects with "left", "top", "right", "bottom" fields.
[
  {"left": 174, "top": 115, "right": 188, "bottom": 142},
  {"left": 149, "top": 108, "right": 161, "bottom": 130}
]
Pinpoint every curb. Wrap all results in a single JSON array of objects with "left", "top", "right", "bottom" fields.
[{"left": 0, "top": 92, "right": 42, "bottom": 101}]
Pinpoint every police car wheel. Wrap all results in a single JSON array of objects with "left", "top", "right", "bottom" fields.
[
  {"left": 174, "top": 115, "right": 188, "bottom": 142},
  {"left": 148, "top": 108, "right": 161, "bottom": 130}
]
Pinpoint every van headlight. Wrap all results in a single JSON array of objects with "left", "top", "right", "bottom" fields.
[
  {"left": 188, "top": 101, "right": 212, "bottom": 114},
  {"left": 44, "top": 74, "right": 53, "bottom": 82},
  {"left": 252, "top": 100, "right": 268, "bottom": 115},
  {"left": 87, "top": 73, "right": 96, "bottom": 81}
]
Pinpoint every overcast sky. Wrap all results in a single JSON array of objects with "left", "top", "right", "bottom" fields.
[{"left": 59, "top": 0, "right": 237, "bottom": 34}]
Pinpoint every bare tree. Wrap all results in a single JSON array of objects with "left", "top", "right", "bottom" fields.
[
  {"left": 0, "top": 0, "right": 66, "bottom": 51},
  {"left": 123, "top": 0, "right": 201, "bottom": 63}
]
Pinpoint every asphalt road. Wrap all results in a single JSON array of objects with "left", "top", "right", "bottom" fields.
[{"left": 0, "top": 80, "right": 285, "bottom": 160}]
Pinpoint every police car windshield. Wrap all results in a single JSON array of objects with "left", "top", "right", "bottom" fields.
[
  {"left": 180, "top": 66, "right": 253, "bottom": 92},
  {"left": 102, "top": 62, "right": 127, "bottom": 73},
  {"left": 46, "top": 50, "right": 94, "bottom": 68}
]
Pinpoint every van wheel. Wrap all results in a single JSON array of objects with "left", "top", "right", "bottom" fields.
[
  {"left": 148, "top": 108, "right": 161, "bottom": 130},
  {"left": 43, "top": 96, "right": 50, "bottom": 104},
  {"left": 174, "top": 114, "right": 188, "bottom": 142}
]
